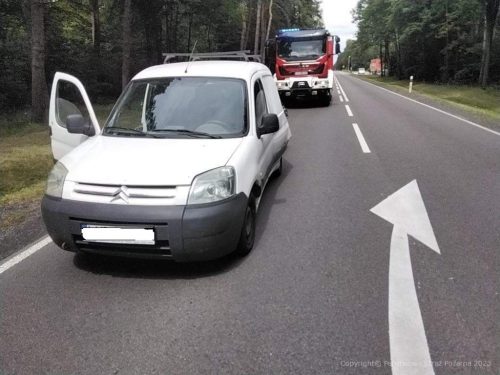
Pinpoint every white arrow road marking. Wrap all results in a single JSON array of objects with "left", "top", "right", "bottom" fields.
[{"left": 371, "top": 180, "right": 440, "bottom": 375}]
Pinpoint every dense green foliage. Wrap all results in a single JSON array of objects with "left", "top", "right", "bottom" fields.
[
  {"left": 0, "top": 0, "right": 323, "bottom": 113},
  {"left": 336, "top": 0, "right": 500, "bottom": 85}
]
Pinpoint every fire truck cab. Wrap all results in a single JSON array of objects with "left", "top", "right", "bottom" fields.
[{"left": 265, "top": 28, "right": 340, "bottom": 106}]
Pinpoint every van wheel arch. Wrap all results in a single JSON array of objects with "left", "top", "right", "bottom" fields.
[{"left": 251, "top": 182, "right": 262, "bottom": 199}]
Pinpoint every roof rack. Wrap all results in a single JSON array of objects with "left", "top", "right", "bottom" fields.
[{"left": 163, "top": 50, "right": 262, "bottom": 64}]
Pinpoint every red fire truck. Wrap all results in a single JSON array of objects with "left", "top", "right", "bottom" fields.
[{"left": 265, "top": 28, "right": 340, "bottom": 106}]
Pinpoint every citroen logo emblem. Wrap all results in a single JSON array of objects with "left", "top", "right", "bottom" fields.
[{"left": 111, "top": 185, "right": 130, "bottom": 203}]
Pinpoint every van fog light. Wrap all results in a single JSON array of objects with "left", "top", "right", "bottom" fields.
[{"left": 188, "top": 167, "right": 235, "bottom": 205}]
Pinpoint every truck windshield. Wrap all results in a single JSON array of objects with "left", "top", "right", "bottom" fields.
[
  {"left": 277, "top": 38, "right": 325, "bottom": 61},
  {"left": 104, "top": 77, "right": 247, "bottom": 138}
]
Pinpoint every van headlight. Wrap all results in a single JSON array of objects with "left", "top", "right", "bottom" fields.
[
  {"left": 188, "top": 167, "right": 235, "bottom": 205},
  {"left": 46, "top": 162, "right": 68, "bottom": 198}
]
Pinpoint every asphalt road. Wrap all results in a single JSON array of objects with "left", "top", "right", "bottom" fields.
[{"left": 1, "top": 73, "right": 498, "bottom": 374}]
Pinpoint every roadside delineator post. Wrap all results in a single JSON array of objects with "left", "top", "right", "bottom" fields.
[{"left": 409, "top": 76, "right": 414, "bottom": 93}]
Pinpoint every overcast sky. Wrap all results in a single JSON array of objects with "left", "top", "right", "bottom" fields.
[{"left": 321, "top": 0, "right": 359, "bottom": 49}]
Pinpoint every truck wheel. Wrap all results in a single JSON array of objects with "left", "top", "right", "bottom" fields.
[
  {"left": 235, "top": 199, "right": 256, "bottom": 257},
  {"left": 320, "top": 95, "right": 331, "bottom": 107}
]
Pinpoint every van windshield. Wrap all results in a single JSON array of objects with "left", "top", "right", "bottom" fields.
[{"left": 104, "top": 77, "right": 247, "bottom": 138}]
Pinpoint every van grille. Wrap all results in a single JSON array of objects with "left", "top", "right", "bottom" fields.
[{"left": 72, "top": 183, "right": 177, "bottom": 204}]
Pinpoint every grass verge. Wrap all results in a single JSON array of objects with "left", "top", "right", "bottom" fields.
[
  {"left": 0, "top": 120, "right": 52, "bottom": 227},
  {"left": 357, "top": 75, "right": 500, "bottom": 124},
  {"left": 0, "top": 105, "right": 113, "bottom": 229}
]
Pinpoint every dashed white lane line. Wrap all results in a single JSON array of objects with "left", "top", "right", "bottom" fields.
[
  {"left": 345, "top": 105, "right": 353, "bottom": 117},
  {"left": 0, "top": 236, "right": 52, "bottom": 275},
  {"left": 335, "top": 76, "right": 350, "bottom": 102},
  {"left": 352, "top": 123, "right": 371, "bottom": 153},
  {"left": 360, "top": 78, "right": 500, "bottom": 137},
  {"left": 339, "top": 95, "right": 344, "bottom": 102}
]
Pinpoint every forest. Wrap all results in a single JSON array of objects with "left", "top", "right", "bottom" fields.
[
  {"left": 336, "top": 0, "right": 500, "bottom": 87},
  {"left": 0, "top": 0, "right": 323, "bottom": 122}
]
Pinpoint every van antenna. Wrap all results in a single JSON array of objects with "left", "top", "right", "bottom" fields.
[{"left": 185, "top": 40, "right": 198, "bottom": 74}]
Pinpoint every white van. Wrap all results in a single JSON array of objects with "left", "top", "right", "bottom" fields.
[{"left": 42, "top": 61, "right": 291, "bottom": 261}]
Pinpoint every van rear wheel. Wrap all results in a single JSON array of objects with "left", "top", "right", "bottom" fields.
[{"left": 235, "top": 199, "right": 256, "bottom": 257}]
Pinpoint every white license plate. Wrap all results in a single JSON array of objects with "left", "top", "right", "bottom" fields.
[
  {"left": 295, "top": 71, "right": 308, "bottom": 75},
  {"left": 81, "top": 225, "right": 155, "bottom": 245}
]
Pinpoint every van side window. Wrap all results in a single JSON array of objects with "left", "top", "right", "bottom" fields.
[
  {"left": 56, "top": 81, "right": 91, "bottom": 128},
  {"left": 254, "top": 79, "right": 268, "bottom": 128}
]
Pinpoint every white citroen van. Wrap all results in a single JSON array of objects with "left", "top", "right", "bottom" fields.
[{"left": 42, "top": 61, "right": 291, "bottom": 261}]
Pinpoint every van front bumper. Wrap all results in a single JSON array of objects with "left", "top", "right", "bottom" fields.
[{"left": 41, "top": 193, "right": 247, "bottom": 262}]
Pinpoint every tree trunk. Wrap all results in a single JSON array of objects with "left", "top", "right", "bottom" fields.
[
  {"left": 265, "top": 0, "right": 273, "bottom": 42},
  {"left": 173, "top": 4, "right": 178, "bottom": 51},
  {"left": 243, "top": 6, "right": 252, "bottom": 51},
  {"left": 395, "top": 30, "right": 403, "bottom": 79},
  {"left": 207, "top": 23, "right": 212, "bottom": 51},
  {"left": 479, "top": 0, "right": 499, "bottom": 87},
  {"left": 122, "top": 0, "right": 132, "bottom": 89},
  {"left": 384, "top": 37, "right": 390, "bottom": 76},
  {"left": 260, "top": 1, "right": 267, "bottom": 61},
  {"left": 254, "top": 0, "right": 262, "bottom": 54},
  {"left": 379, "top": 42, "right": 384, "bottom": 77},
  {"left": 442, "top": 0, "right": 449, "bottom": 82},
  {"left": 30, "top": 0, "right": 48, "bottom": 123},
  {"left": 164, "top": 3, "right": 169, "bottom": 52},
  {"left": 240, "top": 1, "right": 247, "bottom": 50},
  {"left": 90, "top": 0, "right": 100, "bottom": 56},
  {"left": 187, "top": 13, "right": 193, "bottom": 52}
]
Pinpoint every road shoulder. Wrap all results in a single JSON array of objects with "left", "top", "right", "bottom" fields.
[{"left": 350, "top": 74, "right": 500, "bottom": 133}]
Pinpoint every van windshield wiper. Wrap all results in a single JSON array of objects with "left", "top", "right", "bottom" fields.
[
  {"left": 104, "top": 127, "right": 160, "bottom": 138},
  {"left": 149, "top": 129, "right": 222, "bottom": 139}
]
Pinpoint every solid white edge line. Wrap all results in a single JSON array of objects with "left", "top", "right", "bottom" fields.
[
  {"left": 345, "top": 105, "right": 353, "bottom": 117},
  {"left": 0, "top": 236, "right": 52, "bottom": 275},
  {"left": 335, "top": 75, "right": 350, "bottom": 102},
  {"left": 359, "top": 78, "right": 500, "bottom": 137},
  {"left": 352, "top": 123, "right": 371, "bottom": 153}
]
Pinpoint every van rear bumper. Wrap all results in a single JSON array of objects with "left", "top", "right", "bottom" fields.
[{"left": 41, "top": 194, "right": 247, "bottom": 262}]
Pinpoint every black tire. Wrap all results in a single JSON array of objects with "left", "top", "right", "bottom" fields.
[
  {"left": 273, "top": 157, "right": 283, "bottom": 177},
  {"left": 235, "top": 199, "right": 256, "bottom": 257},
  {"left": 320, "top": 95, "right": 331, "bottom": 107}
]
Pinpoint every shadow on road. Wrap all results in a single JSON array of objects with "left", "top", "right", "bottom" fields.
[
  {"left": 73, "top": 250, "right": 244, "bottom": 280},
  {"left": 253, "top": 158, "right": 293, "bottom": 248},
  {"left": 284, "top": 97, "right": 330, "bottom": 109},
  {"left": 72, "top": 158, "right": 293, "bottom": 280}
]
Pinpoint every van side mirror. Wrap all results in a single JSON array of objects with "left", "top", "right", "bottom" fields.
[
  {"left": 257, "top": 114, "right": 279, "bottom": 138},
  {"left": 66, "top": 114, "right": 95, "bottom": 136}
]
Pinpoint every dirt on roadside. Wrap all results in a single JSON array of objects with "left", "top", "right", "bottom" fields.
[{"left": 0, "top": 199, "right": 47, "bottom": 260}]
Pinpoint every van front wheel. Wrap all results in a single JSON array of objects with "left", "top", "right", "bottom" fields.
[{"left": 235, "top": 200, "right": 255, "bottom": 257}]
